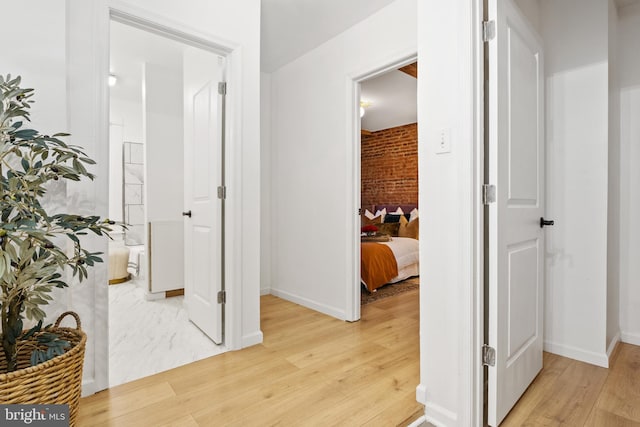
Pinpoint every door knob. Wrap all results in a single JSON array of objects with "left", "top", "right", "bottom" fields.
[
  {"left": 182, "top": 210, "right": 192, "bottom": 218},
  {"left": 540, "top": 217, "right": 554, "bottom": 228}
]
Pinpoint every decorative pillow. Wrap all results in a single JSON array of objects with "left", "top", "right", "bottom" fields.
[
  {"left": 409, "top": 208, "right": 419, "bottom": 222},
  {"left": 378, "top": 222, "right": 401, "bottom": 237},
  {"left": 391, "top": 207, "right": 404, "bottom": 215},
  {"left": 399, "top": 216, "right": 419, "bottom": 239},
  {"left": 364, "top": 209, "right": 376, "bottom": 220},
  {"left": 384, "top": 213, "right": 403, "bottom": 223},
  {"left": 374, "top": 208, "right": 387, "bottom": 222},
  {"left": 362, "top": 214, "right": 383, "bottom": 226}
]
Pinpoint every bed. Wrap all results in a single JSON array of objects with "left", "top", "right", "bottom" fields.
[{"left": 360, "top": 204, "right": 420, "bottom": 292}]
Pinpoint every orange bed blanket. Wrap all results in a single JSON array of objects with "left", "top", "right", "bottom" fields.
[{"left": 361, "top": 242, "right": 398, "bottom": 292}]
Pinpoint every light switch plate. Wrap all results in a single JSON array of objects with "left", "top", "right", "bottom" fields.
[{"left": 436, "top": 128, "right": 451, "bottom": 154}]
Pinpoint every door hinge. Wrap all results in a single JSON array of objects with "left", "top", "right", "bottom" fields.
[
  {"left": 217, "top": 290, "right": 226, "bottom": 304},
  {"left": 482, "top": 184, "right": 496, "bottom": 205},
  {"left": 218, "top": 82, "right": 227, "bottom": 95},
  {"left": 482, "top": 344, "right": 496, "bottom": 367},
  {"left": 217, "top": 185, "right": 227, "bottom": 200},
  {"left": 483, "top": 20, "right": 496, "bottom": 42}
]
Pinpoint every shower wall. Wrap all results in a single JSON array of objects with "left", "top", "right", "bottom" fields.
[{"left": 123, "top": 141, "right": 145, "bottom": 245}]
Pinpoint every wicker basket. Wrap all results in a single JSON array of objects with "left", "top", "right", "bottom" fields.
[{"left": 0, "top": 311, "right": 86, "bottom": 426}]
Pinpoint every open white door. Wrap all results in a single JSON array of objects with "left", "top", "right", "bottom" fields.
[
  {"left": 487, "top": 0, "right": 546, "bottom": 425},
  {"left": 183, "top": 48, "right": 226, "bottom": 344}
]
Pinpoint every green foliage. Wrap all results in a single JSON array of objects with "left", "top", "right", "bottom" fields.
[
  {"left": 28, "top": 322, "right": 70, "bottom": 367},
  {"left": 0, "top": 74, "right": 117, "bottom": 372}
]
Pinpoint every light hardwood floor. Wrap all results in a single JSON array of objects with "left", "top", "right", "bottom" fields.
[
  {"left": 78, "top": 291, "right": 423, "bottom": 426},
  {"left": 503, "top": 343, "right": 640, "bottom": 426},
  {"left": 80, "top": 289, "right": 640, "bottom": 427}
]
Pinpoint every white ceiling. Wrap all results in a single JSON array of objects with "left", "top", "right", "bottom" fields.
[
  {"left": 111, "top": 2, "right": 415, "bottom": 132},
  {"left": 109, "top": 21, "right": 187, "bottom": 103},
  {"left": 361, "top": 70, "right": 417, "bottom": 132},
  {"left": 260, "top": 0, "right": 415, "bottom": 131},
  {"left": 260, "top": 0, "right": 397, "bottom": 72}
]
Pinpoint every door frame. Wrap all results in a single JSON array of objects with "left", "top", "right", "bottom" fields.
[
  {"left": 99, "top": 3, "right": 240, "bottom": 389},
  {"left": 346, "top": 51, "right": 418, "bottom": 322}
]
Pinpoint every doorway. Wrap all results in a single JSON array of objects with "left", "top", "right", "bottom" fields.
[
  {"left": 348, "top": 55, "right": 418, "bottom": 322},
  {"left": 358, "top": 63, "right": 419, "bottom": 314},
  {"left": 107, "top": 18, "right": 227, "bottom": 386}
]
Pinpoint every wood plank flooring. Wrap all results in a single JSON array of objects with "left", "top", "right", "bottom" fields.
[
  {"left": 78, "top": 291, "right": 423, "bottom": 426},
  {"left": 503, "top": 343, "right": 640, "bottom": 426},
  {"left": 80, "top": 288, "right": 640, "bottom": 427}
]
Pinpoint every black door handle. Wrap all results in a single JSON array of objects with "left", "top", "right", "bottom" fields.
[
  {"left": 182, "top": 210, "right": 192, "bottom": 218},
  {"left": 540, "top": 217, "right": 554, "bottom": 228}
]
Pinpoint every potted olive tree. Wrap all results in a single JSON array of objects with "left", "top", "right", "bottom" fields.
[{"left": 0, "top": 74, "right": 114, "bottom": 422}]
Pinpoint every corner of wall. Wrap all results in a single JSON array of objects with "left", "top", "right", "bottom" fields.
[
  {"left": 621, "top": 331, "right": 640, "bottom": 347},
  {"left": 606, "top": 331, "right": 621, "bottom": 366},
  {"left": 269, "top": 288, "right": 346, "bottom": 320},
  {"left": 260, "top": 71, "right": 273, "bottom": 294},
  {"left": 423, "top": 401, "right": 459, "bottom": 427},
  {"left": 543, "top": 340, "right": 610, "bottom": 368},
  {"left": 241, "top": 330, "right": 264, "bottom": 348}
]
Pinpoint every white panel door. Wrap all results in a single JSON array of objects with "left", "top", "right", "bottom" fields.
[
  {"left": 487, "top": 0, "right": 546, "bottom": 425},
  {"left": 183, "top": 48, "right": 226, "bottom": 344}
]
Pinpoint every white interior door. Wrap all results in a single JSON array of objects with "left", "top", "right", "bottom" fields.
[
  {"left": 183, "top": 48, "right": 226, "bottom": 344},
  {"left": 487, "top": 0, "right": 545, "bottom": 425}
]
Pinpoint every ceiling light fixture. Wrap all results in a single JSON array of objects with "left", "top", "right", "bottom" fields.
[
  {"left": 108, "top": 74, "right": 117, "bottom": 87},
  {"left": 360, "top": 100, "right": 372, "bottom": 118}
]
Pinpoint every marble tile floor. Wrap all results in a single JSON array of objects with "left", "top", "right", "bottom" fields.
[{"left": 108, "top": 277, "right": 225, "bottom": 387}]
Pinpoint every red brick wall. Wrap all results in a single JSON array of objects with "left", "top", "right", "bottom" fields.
[{"left": 361, "top": 122, "right": 418, "bottom": 211}]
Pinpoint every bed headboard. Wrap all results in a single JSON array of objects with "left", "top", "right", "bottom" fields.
[{"left": 372, "top": 204, "right": 417, "bottom": 214}]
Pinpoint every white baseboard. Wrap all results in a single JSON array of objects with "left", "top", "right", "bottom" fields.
[
  {"left": 407, "top": 415, "right": 427, "bottom": 427},
  {"left": 607, "top": 332, "right": 621, "bottom": 363},
  {"left": 416, "top": 384, "right": 427, "bottom": 404},
  {"left": 260, "top": 287, "right": 271, "bottom": 296},
  {"left": 544, "top": 340, "right": 609, "bottom": 368},
  {"left": 144, "top": 291, "right": 165, "bottom": 301},
  {"left": 424, "top": 401, "right": 458, "bottom": 427},
  {"left": 81, "top": 379, "right": 98, "bottom": 397},
  {"left": 621, "top": 331, "right": 640, "bottom": 346},
  {"left": 417, "top": 386, "right": 458, "bottom": 427},
  {"left": 269, "top": 288, "right": 345, "bottom": 320},
  {"left": 241, "top": 330, "right": 264, "bottom": 348}
]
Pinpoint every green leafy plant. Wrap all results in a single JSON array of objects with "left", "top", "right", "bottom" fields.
[{"left": 0, "top": 74, "right": 115, "bottom": 372}]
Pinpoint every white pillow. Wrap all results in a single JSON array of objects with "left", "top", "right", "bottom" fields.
[
  {"left": 364, "top": 209, "right": 375, "bottom": 220},
  {"left": 409, "top": 208, "right": 419, "bottom": 222},
  {"left": 392, "top": 207, "right": 404, "bottom": 215},
  {"left": 374, "top": 208, "right": 387, "bottom": 222}
]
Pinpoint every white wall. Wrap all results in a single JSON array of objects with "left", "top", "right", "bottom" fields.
[
  {"left": 618, "top": 2, "right": 640, "bottom": 345},
  {"left": 3, "top": 0, "right": 262, "bottom": 394},
  {"left": 261, "top": 72, "right": 272, "bottom": 295},
  {"left": 514, "top": 0, "right": 542, "bottom": 34},
  {"left": 108, "top": 123, "right": 124, "bottom": 223},
  {"left": 109, "top": 88, "right": 144, "bottom": 224},
  {"left": 110, "top": 97, "right": 144, "bottom": 143},
  {"left": 540, "top": 0, "right": 610, "bottom": 367},
  {"left": 144, "top": 62, "right": 184, "bottom": 223},
  {"left": 606, "top": 0, "right": 621, "bottom": 354},
  {"left": 269, "top": 0, "right": 417, "bottom": 319},
  {"left": 2, "top": 1, "right": 67, "bottom": 136},
  {"left": 417, "top": 1, "right": 482, "bottom": 425},
  {"left": 144, "top": 62, "right": 184, "bottom": 293}
]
